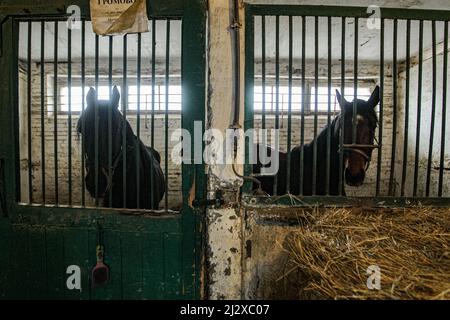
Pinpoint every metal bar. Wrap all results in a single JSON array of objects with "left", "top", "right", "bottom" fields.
[
  {"left": 26, "top": 21, "right": 32, "bottom": 203},
  {"left": 122, "top": 34, "right": 128, "bottom": 208},
  {"left": 343, "top": 144, "right": 380, "bottom": 149},
  {"left": 388, "top": 19, "right": 398, "bottom": 196},
  {"left": 150, "top": 19, "right": 156, "bottom": 209},
  {"left": 401, "top": 20, "right": 411, "bottom": 197},
  {"left": 40, "top": 21, "right": 45, "bottom": 204},
  {"left": 244, "top": 10, "right": 255, "bottom": 192},
  {"left": 247, "top": 5, "right": 450, "bottom": 21},
  {"left": 242, "top": 195, "right": 450, "bottom": 209},
  {"left": 273, "top": 15, "right": 279, "bottom": 196},
  {"left": 94, "top": 34, "right": 99, "bottom": 207},
  {"left": 232, "top": 0, "right": 241, "bottom": 128},
  {"left": 413, "top": 20, "right": 423, "bottom": 197},
  {"left": 312, "top": 16, "right": 318, "bottom": 195},
  {"left": 352, "top": 18, "right": 358, "bottom": 145},
  {"left": 286, "top": 15, "right": 292, "bottom": 193},
  {"left": 299, "top": 16, "right": 306, "bottom": 196},
  {"left": 136, "top": 33, "right": 142, "bottom": 208},
  {"left": 261, "top": 16, "right": 267, "bottom": 192},
  {"left": 108, "top": 36, "right": 113, "bottom": 207},
  {"left": 261, "top": 16, "right": 266, "bottom": 131},
  {"left": 165, "top": 19, "right": 171, "bottom": 210},
  {"left": 376, "top": 18, "right": 384, "bottom": 197},
  {"left": 80, "top": 20, "right": 86, "bottom": 206},
  {"left": 338, "top": 17, "right": 346, "bottom": 196},
  {"left": 326, "top": 16, "right": 332, "bottom": 195},
  {"left": 67, "top": 25, "right": 72, "bottom": 206},
  {"left": 53, "top": 21, "right": 58, "bottom": 205},
  {"left": 426, "top": 21, "right": 437, "bottom": 197},
  {"left": 439, "top": 21, "right": 448, "bottom": 197}
]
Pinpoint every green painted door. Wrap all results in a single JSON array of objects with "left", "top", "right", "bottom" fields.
[{"left": 0, "top": 0, "right": 206, "bottom": 299}]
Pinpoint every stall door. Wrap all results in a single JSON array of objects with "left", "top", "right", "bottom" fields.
[{"left": 0, "top": 0, "right": 206, "bottom": 299}]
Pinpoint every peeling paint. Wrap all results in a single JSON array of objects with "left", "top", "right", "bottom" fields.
[{"left": 188, "top": 178, "right": 196, "bottom": 209}]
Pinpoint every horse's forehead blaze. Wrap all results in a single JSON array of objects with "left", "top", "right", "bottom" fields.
[{"left": 356, "top": 114, "right": 364, "bottom": 123}]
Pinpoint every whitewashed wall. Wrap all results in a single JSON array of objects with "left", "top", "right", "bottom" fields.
[{"left": 397, "top": 40, "right": 450, "bottom": 197}]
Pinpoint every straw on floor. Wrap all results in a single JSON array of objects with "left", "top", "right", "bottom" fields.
[{"left": 282, "top": 207, "right": 450, "bottom": 300}]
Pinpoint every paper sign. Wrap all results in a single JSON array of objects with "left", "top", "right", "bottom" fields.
[{"left": 90, "top": 0, "right": 148, "bottom": 36}]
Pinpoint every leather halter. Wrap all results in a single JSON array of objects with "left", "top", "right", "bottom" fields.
[
  {"left": 339, "top": 142, "right": 379, "bottom": 172},
  {"left": 85, "top": 114, "right": 129, "bottom": 197},
  {"left": 337, "top": 113, "right": 379, "bottom": 173}
]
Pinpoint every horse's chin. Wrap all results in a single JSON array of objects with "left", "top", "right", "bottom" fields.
[
  {"left": 346, "top": 180, "right": 364, "bottom": 187},
  {"left": 345, "top": 168, "right": 365, "bottom": 187}
]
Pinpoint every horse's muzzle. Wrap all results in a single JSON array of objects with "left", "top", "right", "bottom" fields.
[
  {"left": 345, "top": 167, "right": 365, "bottom": 187},
  {"left": 85, "top": 167, "right": 108, "bottom": 199}
]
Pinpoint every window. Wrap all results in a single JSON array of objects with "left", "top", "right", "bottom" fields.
[
  {"left": 58, "top": 83, "right": 182, "bottom": 113},
  {"left": 60, "top": 86, "right": 121, "bottom": 112},
  {"left": 254, "top": 85, "right": 303, "bottom": 111},
  {"left": 127, "top": 85, "right": 182, "bottom": 111},
  {"left": 253, "top": 83, "right": 372, "bottom": 113},
  {"left": 310, "top": 86, "right": 372, "bottom": 112}
]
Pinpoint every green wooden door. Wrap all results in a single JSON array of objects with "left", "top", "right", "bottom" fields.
[{"left": 0, "top": 0, "right": 206, "bottom": 299}]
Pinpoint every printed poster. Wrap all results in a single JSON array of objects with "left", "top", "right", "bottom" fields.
[{"left": 90, "top": 0, "right": 148, "bottom": 36}]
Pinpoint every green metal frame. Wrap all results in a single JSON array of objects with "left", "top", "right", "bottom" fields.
[
  {"left": 246, "top": 5, "right": 450, "bottom": 21},
  {"left": 242, "top": 195, "right": 450, "bottom": 208},
  {"left": 0, "top": 0, "right": 206, "bottom": 299},
  {"left": 244, "top": 4, "right": 450, "bottom": 207}
]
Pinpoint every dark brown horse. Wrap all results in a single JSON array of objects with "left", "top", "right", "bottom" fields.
[
  {"left": 77, "top": 86, "right": 165, "bottom": 209},
  {"left": 253, "top": 86, "right": 380, "bottom": 196}
]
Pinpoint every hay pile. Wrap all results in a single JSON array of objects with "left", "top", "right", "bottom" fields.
[{"left": 283, "top": 207, "right": 450, "bottom": 300}]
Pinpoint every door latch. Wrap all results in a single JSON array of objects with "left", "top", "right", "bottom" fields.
[{"left": 193, "top": 190, "right": 224, "bottom": 209}]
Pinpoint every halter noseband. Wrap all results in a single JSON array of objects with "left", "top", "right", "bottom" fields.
[
  {"left": 100, "top": 145, "right": 125, "bottom": 196},
  {"left": 84, "top": 114, "right": 129, "bottom": 197},
  {"left": 336, "top": 113, "right": 379, "bottom": 172},
  {"left": 339, "top": 142, "right": 379, "bottom": 172}
]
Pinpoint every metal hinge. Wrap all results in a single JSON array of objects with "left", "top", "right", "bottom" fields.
[{"left": 193, "top": 190, "right": 224, "bottom": 209}]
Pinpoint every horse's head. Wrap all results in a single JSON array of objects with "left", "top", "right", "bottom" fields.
[
  {"left": 335, "top": 86, "right": 379, "bottom": 187},
  {"left": 77, "top": 86, "right": 124, "bottom": 199}
]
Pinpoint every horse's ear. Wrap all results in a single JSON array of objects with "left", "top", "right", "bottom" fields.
[
  {"left": 86, "top": 87, "right": 96, "bottom": 107},
  {"left": 368, "top": 85, "right": 380, "bottom": 108},
  {"left": 335, "top": 89, "right": 347, "bottom": 109},
  {"left": 112, "top": 86, "right": 120, "bottom": 108}
]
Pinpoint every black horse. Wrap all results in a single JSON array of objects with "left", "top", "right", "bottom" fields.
[
  {"left": 77, "top": 86, "right": 165, "bottom": 209},
  {"left": 253, "top": 86, "right": 380, "bottom": 196}
]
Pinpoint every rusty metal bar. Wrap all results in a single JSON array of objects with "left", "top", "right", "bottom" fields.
[{"left": 426, "top": 21, "right": 437, "bottom": 197}]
